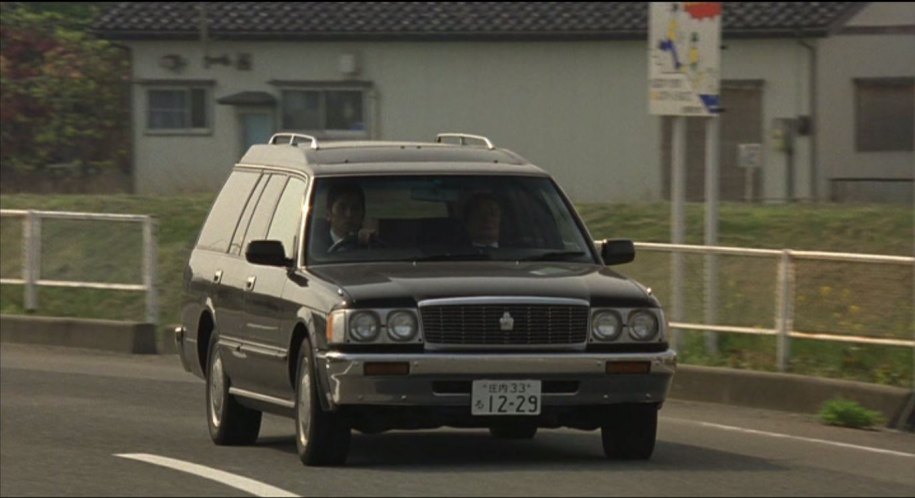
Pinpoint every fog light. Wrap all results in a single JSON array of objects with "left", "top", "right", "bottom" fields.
[
  {"left": 606, "top": 361, "right": 650, "bottom": 374},
  {"left": 363, "top": 362, "right": 410, "bottom": 376}
]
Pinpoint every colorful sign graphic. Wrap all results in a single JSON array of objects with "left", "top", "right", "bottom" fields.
[{"left": 649, "top": 2, "right": 722, "bottom": 116}]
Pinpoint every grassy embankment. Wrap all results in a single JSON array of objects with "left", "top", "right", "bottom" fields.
[{"left": 1, "top": 194, "right": 912, "bottom": 387}]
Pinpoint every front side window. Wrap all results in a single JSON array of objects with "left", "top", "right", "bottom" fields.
[
  {"left": 147, "top": 88, "right": 209, "bottom": 131},
  {"left": 281, "top": 89, "right": 365, "bottom": 134},
  {"left": 306, "top": 175, "right": 596, "bottom": 265}
]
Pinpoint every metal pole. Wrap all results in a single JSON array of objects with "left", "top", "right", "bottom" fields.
[
  {"left": 671, "top": 116, "right": 687, "bottom": 351},
  {"left": 704, "top": 116, "right": 720, "bottom": 355},
  {"left": 142, "top": 217, "right": 159, "bottom": 325},
  {"left": 23, "top": 211, "right": 41, "bottom": 311},
  {"left": 775, "top": 250, "right": 795, "bottom": 372}
]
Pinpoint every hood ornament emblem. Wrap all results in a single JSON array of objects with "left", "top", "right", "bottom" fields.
[{"left": 499, "top": 311, "right": 514, "bottom": 331}]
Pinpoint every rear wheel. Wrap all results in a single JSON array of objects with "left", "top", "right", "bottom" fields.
[
  {"left": 489, "top": 424, "right": 538, "bottom": 439},
  {"left": 600, "top": 404, "right": 658, "bottom": 460},
  {"left": 206, "top": 334, "right": 262, "bottom": 445},
  {"left": 295, "top": 337, "right": 351, "bottom": 466}
]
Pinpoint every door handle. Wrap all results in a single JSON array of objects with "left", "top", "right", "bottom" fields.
[
  {"left": 245, "top": 276, "right": 256, "bottom": 290},
  {"left": 213, "top": 270, "right": 223, "bottom": 284}
]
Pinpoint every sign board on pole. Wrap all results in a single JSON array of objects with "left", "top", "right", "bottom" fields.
[
  {"left": 649, "top": 2, "right": 722, "bottom": 116},
  {"left": 738, "top": 143, "right": 762, "bottom": 169}
]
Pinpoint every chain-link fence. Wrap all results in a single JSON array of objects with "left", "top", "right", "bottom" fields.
[
  {"left": 0, "top": 210, "right": 157, "bottom": 323},
  {"left": 626, "top": 242, "right": 915, "bottom": 387}
]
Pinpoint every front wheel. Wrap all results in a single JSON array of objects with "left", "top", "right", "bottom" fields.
[
  {"left": 600, "top": 404, "right": 658, "bottom": 460},
  {"left": 295, "top": 337, "right": 351, "bottom": 466},
  {"left": 206, "top": 334, "right": 262, "bottom": 445}
]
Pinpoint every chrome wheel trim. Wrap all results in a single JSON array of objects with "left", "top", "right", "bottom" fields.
[
  {"left": 297, "top": 355, "right": 312, "bottom": 448},
  {"left": 209, "top": 354, "right": 224, "bottom": 428}
]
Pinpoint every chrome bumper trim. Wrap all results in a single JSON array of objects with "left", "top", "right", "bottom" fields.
[{"left": 317, "top": 350, "right": 676, "bottom": 407}]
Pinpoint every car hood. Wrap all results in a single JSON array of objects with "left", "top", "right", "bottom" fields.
[{"left": 307, "top": 261, "right": 658, "bottom": 308}]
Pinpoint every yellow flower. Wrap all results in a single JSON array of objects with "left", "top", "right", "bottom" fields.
[{"left": 819, "top": 286, "right": 832, "bottom": 297}]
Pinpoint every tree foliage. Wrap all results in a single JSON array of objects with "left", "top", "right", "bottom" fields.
[{"left": 0, "top": 3, "right": 130, "bottom": 175}]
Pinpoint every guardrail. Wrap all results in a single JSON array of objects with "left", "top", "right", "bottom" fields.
[
  {"left": 632, "top": 242, "right": 914, "bottom": 384},
  {"left": 0, "top": 209, "right": 158, "bottom": 324}
]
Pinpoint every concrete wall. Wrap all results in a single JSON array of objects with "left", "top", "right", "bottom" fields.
[
  {"left": 817, "top": 3, "right": 915, "bottom": 202},
  {"left": 129, "top": 40, "right": 661, "bottom": 203},
  {"left": 127, "top": 38, "right": 818, "bottom": 203},
  {"left": 719, "top": 39, "right": 815, "bottom": 202},
  {"left": 127, "top": 25, "right": 911, "bottom": 204}
]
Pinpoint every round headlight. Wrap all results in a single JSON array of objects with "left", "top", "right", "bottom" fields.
[
  {"left": 628, "top": 310, "right": 659, "bottom": 341},
  {"left": 591, "top": 310, "right": 622, "bottom": 341},
  {"left": 349, "top": 311, "right": 380, "bottom": 342},
  {"left": 387, "top": 310, "right": 418, "bottom": 341}
]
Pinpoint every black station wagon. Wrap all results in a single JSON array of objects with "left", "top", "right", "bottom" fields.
[{"left": 175, "top": 133, "right": 676, "bottom": 466}]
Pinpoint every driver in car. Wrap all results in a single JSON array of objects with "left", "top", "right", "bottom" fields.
[{"left": 313, "top": 183, "right": 380, "bottom": 253}]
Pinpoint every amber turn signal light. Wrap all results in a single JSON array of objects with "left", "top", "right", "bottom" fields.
[
  {"left": 363, "top": 362, "right": 410, "bottom": 376},
  {"left": 605, "top": 361, "right": 650, "bottom": 374}
]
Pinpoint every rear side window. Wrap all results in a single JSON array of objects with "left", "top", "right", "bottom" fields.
[
  {"left": 243, "top": 174, "right": 289, "bottom": 250},
  {"left": 196, "top": 170, "right": 260, "bottom": 252},
  {"left": 268, "top": 177, "right": 308, "bottom": 260}
]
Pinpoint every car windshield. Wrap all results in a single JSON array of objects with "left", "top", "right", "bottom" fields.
[{"left": 306, "top": 175, "right": 596, "bottom": 265}]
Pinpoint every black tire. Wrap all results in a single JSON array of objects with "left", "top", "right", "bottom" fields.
[
  {"left": 294, "top": 336, "right": 351, "bottom": 466},
  {"left": 206, "top": 334, "right": 262, "bottom": 445},
  {"left": 601, "top": 404, "right": 658, "bottom": 460},
  {"left": 489, "top": 424, "right": 538, "bottom": 439}
]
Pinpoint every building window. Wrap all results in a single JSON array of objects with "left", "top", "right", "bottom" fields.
[
  {"left": 855, "top": 78, "right": 914, "bottom": 152},
  {"left": 281, "top": 89, "right": 366, "bottom": 136},
  {"left": 147, "top": 88, "right": 209, "bottom": 131}
]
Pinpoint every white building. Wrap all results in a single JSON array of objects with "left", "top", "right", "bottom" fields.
[{"left": 95, "top": 2, "right": 914, "bottom": 203}]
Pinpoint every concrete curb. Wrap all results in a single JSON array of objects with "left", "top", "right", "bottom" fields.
[
  {"left": 0, "top": 314, "right": 161, "bottom": 354},
  {"left": 1, "top": 314, "right": 911, "bottom": 430},
  {"left": 672, "top": 364, "right": 914, "bottom": 430}
]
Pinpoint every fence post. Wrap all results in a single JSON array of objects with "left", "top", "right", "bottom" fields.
[
  {"left": 22, "top": 211, "right": 41, "bottom": 311},
  {"left": 775, "top": 250, "right": 795, "bottom": 372},
  {"left": 142, "top": 217, "right": 158, "bottom": 325}
]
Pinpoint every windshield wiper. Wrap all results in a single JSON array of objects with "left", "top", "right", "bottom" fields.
[
  {"left": 520, "top": 251, "right": 586, "bottom": 262},
  {"left": 409, "top": 252, "right": 493, "bottom": 262}
]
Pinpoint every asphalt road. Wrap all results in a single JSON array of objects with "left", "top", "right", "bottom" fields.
[{"left": 2, "top": 343, "right": 914, "bottom": 497}]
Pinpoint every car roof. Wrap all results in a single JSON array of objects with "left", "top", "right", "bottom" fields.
[{"left": 236, "top": 135, "right": 550, "bottom": 177}]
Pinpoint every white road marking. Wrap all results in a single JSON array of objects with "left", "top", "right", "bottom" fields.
[
  {"left": 664, "top": 418, "right": 915, "bottom": 458},
  {"left": 115, "top": 453, "right": 300, "bottom": 497}
]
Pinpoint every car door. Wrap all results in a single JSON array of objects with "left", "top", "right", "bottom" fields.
[
  {"left": 193, "top": 169, "right": 262, "bottom": 350},
  {"left": 242, "top": 175, "right": 308, "bottom": 398}
]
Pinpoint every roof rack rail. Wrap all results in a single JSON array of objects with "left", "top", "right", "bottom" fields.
[
  {"left": 435, "top": 133, "right": 495, "bottom": 150},
  {"left": 268, "top": 133, "right": 319, "bottom": 150}
]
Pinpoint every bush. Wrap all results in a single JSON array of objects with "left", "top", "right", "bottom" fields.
[{"left": 818, "top": 397, "right": 885, "bottom": 429}]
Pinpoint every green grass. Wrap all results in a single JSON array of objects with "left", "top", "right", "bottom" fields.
[
  {"left": 819, "top": 397, "right": 886, "bottom": 429},
  {"left": 1, "top": 195, "right": 912, "bottom": 387}
]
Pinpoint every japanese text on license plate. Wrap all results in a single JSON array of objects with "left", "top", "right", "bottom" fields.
[{"left": 471, "top": 380, "right": 541, "bottom": 416}]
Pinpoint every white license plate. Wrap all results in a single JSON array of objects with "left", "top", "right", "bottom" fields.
[{"left": 471, "top": 380, "right": 541, "bottom": 416}]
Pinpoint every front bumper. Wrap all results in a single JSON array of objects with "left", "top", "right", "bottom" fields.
[{"left": 316, "top": 349, "right": 677, "bottom": 409}]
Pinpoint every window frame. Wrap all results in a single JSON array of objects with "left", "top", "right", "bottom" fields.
[
  {"left": 274, "top": 81, "right": 372, "bottom": 139},
  {"left": 144, "top": 85, "right": 213, "bottom": 136},
  {"left": 853, "top": 77, "right": 915, "bottom": 153}
]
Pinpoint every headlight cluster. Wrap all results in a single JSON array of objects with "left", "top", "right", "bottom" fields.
[
  {"left": 590, "top": 308, "right": 663, "bottom": 342},
  {"left": 327, "top": 309, "right": 423, "bottom": 344}
]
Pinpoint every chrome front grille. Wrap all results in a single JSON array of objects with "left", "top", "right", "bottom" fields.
[{"left": 420, "top": 303, "right": 589, "bottom": 345}]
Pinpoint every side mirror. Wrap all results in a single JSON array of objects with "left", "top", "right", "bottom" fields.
[
  {"left": 246, "top": 240, "right": 292, "bottom": 267},
  {"left": 600, "top": 239, "right": 635, "bottom": 266}
]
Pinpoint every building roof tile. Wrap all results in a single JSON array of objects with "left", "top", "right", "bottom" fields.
[{"left": 94, "top": 2, "right": 863, "bottom": 40}]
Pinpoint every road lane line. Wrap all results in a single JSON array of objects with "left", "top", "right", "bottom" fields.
[
  {"left": 664, "top": 418, "right": 915, "bottom": 458},
  {"left": 115, "top": 453, "right": 299, "bottom": 497}
]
